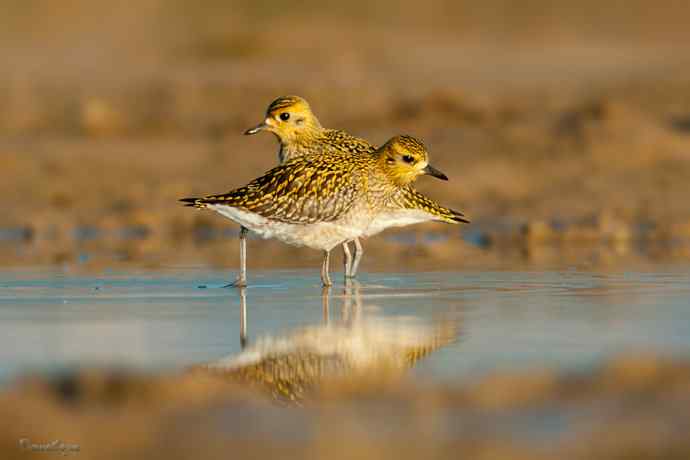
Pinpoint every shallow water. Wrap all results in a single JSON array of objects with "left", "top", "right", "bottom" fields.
[{"left": 1, "top": 267, "right": 690, "bottom": 385}]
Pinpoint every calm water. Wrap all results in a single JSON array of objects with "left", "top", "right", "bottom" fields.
[{"left": 1, "top": 267, "right": 690, "bottom": 384}]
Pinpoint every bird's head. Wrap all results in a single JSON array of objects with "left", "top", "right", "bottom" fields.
[
  {"left": 244, "top": 95, "right": 322, "bottom": 143},
  {"left": 377, "top": 135, "right": 448, "bottom": 186}
]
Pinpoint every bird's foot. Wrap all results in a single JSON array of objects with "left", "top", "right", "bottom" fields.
[{"left": 223, "top": 277, "right": 247, "bottom": 288}]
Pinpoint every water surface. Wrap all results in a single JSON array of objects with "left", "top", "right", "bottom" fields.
[{"left": 1, "top": 267, "right": 689, "bottom": 384}]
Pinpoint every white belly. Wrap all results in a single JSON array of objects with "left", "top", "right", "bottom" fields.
[
  {"left": 364, "top": 209, "right": 438, "bottom": 237},
  {"left": 208, "top": 204, "right": 367, "bottom": 251}
]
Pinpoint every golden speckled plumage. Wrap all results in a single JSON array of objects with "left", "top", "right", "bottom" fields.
[
  {"left": 321, "top": 128, "right": 377, "bottom": 154},
  {"left": 185, "top": 150, "right": 372, "bottom": 224},
  {"left": 396, "top": 186, "right": 469, "bottom": 224},
  {"left": 281, "top": 126, "right": 376, "bottom": 162}
]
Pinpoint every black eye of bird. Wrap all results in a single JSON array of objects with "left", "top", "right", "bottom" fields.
[
  {"left": 402, "top": 155, "right": 415, "bottom": 164},
  {"left": 279, "top": 112, "right": 290, "bottom": 121}
]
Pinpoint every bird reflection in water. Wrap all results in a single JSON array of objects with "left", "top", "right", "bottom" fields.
[{"left": 203, "top": 281, "right": 460, "bottom": 404}]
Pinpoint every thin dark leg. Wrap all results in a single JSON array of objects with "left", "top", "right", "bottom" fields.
[
  {"left": 239, "top": 287, "right": 248, "bottom": 349},
  {"left": 225, "top": 226, "right": 248, "bottom": 288}
]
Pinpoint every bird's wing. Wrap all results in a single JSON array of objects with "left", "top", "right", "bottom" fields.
[
  {"left": 322, "top": 129, "right": 377, "bottom": 155},
  {"left": 181, "top": 154, "right": 366, "bottom": 224},
  {"left": 395, "top": 186, "right": 470, "bottom": 224}
]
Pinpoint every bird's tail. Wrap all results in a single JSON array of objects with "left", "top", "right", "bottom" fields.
[{"left": 179, "top": 197, "right": 208, "bottom": 209}]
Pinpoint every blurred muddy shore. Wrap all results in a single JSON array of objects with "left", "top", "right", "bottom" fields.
[
  {"left": 3, "top": 0, "right": 690, "bottom": 270},
  {"left": 2, "top": 354, "right": 690, "bottom": 460}
]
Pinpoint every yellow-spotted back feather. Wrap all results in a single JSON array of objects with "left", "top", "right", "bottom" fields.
[{"left": 182, "top": 150, "right": 373, "bottom": 224}]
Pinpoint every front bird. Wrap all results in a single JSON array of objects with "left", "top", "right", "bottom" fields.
[{"left": 181, "top": 135, "right": 468, "bottom": 287}]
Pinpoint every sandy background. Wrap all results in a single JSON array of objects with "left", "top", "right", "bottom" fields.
[{"left": 2, "top": 0, "right": 690, "bottom": 270}]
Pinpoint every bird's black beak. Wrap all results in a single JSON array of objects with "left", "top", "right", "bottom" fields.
[
  {"left": 423, "top": 164, "right": 448, "bottom": 181},
  {"left": 244, "top": 122, "right": 268, "bottom": 135}
]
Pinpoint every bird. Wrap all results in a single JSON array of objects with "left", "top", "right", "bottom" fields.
[
  {"left": 181, "top": 135, "right": 467, "bottom": 286},
  {"left": 243, "top": 95, "right": 377, "bottom": 284}
]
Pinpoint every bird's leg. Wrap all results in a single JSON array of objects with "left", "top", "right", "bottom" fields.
[
  {"left": 342, "top": 241, "right": 352, "bottom": 279},
  {"left": 225, "top": 226, "right": 248, "bottom": 288},
  {"left": 320, "top": 250, "right": 332, "bottom": 287},
  {"left": 349, "top": 238, "right": 364, "bottom": 278},
  {"left": 239, "top": 287, "right": 248, "bottom": 349}
]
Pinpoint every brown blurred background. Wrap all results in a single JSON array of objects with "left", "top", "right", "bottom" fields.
[
  {"left": 3, "top": 5, "right": 690, "bottom": 459},
  {"left": 3, "top": 0, "right": 690, "bottom": 269}
]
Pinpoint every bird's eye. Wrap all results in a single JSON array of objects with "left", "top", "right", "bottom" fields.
[
  {"left": 279, "top": 112, "right": 290, "bottom": 121},
  {"left": 402, "top": 155, "right": 415, "bottom": 164}
]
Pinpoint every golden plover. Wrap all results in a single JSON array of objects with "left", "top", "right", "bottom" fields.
[
  {"left": 181, "top": 135, "right": 467, "bottom": 286},
  {"left": 243, "top": 95, "right": 376, "bottom": 284}
]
